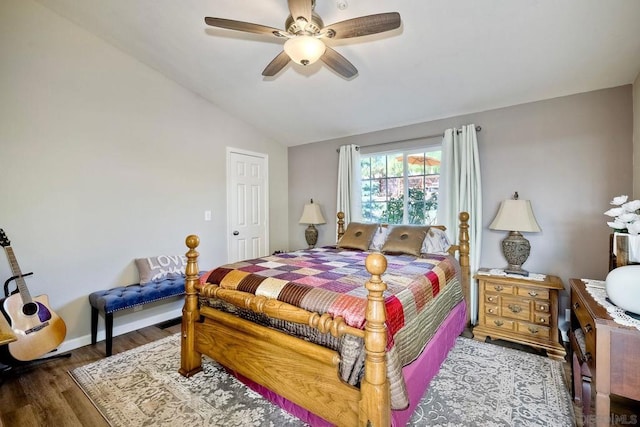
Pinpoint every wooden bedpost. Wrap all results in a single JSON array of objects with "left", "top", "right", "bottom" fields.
[
  {"left": 359, "top": 252, "right": 390, "bottom": 427},
  {"left": 337, "top": 212, "right": 345, "bottom": 242},
  {"left": 458, "top": 212, "right": 471, "bottom": 327},
  {"left": 179, "top": 234, "right": 203, "bottom": 377}
]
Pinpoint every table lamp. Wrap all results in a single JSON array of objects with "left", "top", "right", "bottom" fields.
[
  {"left": 299, "top": 199, "right": 326, "bottom": 248},
  {"left": 489, "top": 192, "right": 541, "bottom": 276}
]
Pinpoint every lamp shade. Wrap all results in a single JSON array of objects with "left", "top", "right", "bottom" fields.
[
  {"left": 284, "top": 35, "right": 326, "bottom": 66},
  {"left": 489, "top": 199, "right": 541, "bottom": 233},
  {"left": 299, "top": 201, "right": 326, "bottom": 225}
]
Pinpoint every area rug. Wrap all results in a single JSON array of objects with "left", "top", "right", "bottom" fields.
[{"left": 70, "top": 335, "right": 574, "bottom": 427}]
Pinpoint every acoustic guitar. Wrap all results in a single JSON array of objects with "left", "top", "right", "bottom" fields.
[{"left": 0, "top": 229, "right": 66, "bottom": 361}]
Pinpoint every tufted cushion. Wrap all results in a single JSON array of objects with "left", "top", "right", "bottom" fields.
[
  {"left": 337, "top": 222, "right": 378, "bottom": 251},
  {"left": 88, "top": 275, "right": 194, "bottom": 313},
  {"left": 381, "top": 225, "right": 430, "bottom": 257}
]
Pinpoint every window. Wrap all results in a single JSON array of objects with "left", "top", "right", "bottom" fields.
[{"left": 360, "top": 149, "right": 441, "bottom": 225}]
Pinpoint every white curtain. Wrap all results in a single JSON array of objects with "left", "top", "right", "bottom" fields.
[
  {"left": 439, "top": 124, "right": 482, "bottom": 324},
  {"left": 336, "top": 144, "right": 361, "bottom": 231}
]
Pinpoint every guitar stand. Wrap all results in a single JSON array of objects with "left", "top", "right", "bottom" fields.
[{"left": 0, "top": 349, "right": 72, "bottom": 385}]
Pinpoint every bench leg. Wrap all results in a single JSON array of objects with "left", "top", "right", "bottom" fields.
[
  {"left": 91, "top": 307, "right": 99, "bottom": 345},
  {"left": 105, "top": 312, "right": 113, "bottom": 357}
]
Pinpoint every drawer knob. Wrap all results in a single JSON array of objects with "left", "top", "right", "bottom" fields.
[
  {"left": 488, "top": 309, "right": 494, "bottom": 313},
  {"left": 494, "top": 285, "right": 504, "bottom": 292},
  {"left": 539, "top": 305, "right": 545, "bottom": 310},
  {"left": 488, "top": 297, "right": 494, "bottom": 302},
  {"left": 539, "top": 318, "right": 546, "bottom": 323},
  {"left": 528, "top": 327, "right": 539, "bottom": 334},
  {"left": 528, "top": 291, "right": 538, "bottom": 297},
  {"left": 584, "top": 324, "right": 593, "bottom": 333},
  {"left": 494, "top": 320, "right": 504, "bottom": 327},
  {"left": 508, "top": 304, "right": 522, "bottom": 313}
]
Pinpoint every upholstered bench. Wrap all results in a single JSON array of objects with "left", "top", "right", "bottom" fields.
[{"left": 89, "top": 276, "right": 188, "bottom": 356}]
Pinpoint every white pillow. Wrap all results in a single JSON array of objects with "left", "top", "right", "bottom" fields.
[
  {"left": 369, "top": 225, "right": 390, "bottom": 251},
  {"left": 135, "top": 255, "right": 188, "bottom": 284},
  {"left": 421, "top": 228, "right": 452, "bottom": 254}
]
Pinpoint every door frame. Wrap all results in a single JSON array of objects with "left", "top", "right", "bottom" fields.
[{"left": 226, "top": 147, "right": 269, "bottom": 262}]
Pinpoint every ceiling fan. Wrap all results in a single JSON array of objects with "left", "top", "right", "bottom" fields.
[{"left": 204, "top": 0, "right": 401, "bottom": 78}]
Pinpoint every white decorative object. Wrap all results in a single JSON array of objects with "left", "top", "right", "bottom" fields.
[
  {"left": 605, "top": 266, "right": 640, "bottom": 316},
  {"left": 604, "top": 195, "right": 640, "bottom": 234}
]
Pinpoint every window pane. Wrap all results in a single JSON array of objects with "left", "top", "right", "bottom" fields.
[
  {"left": 360, "top": 157, "right": 371, "bottom": 179},
  {"left": 371, "top": 155, "right": 386, "bottom": 179},
  {"left": 407, "top": 153, "right": 425, "bottom": 176},
  {"left": 386, "top": 177, "right": 403, "bottom": 199},
  {"left": 387, "top": 153, "right": 403, "bottom": 178}
]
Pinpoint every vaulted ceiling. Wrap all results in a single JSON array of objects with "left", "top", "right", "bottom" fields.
[{"left": 36, "top": 0, "right": 640, "bottom": 146}]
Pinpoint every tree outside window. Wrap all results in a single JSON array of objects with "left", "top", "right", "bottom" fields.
[{"left": 361, "top": 150, "right": 440, "bottom": 225}]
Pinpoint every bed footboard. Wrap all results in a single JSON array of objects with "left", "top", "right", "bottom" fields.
[{"left": 179, "top": 236, "right": 392, "bottom": 426}]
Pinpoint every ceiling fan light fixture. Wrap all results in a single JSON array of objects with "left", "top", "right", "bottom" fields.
[{"left": 284, "top": 35, "right": 326, "bottom": 66}]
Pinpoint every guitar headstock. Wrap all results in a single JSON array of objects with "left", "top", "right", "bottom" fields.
[{"left": 0, "top": 229, "right": 10, "bottom": 247}]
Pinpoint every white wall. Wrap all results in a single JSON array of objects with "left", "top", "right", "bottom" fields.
[{"left": 0, "top": 0, "right": 288, "bottom": 352}]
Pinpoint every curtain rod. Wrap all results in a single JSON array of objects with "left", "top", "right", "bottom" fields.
[{"left": 336, "top": 125, "right": 481, "bottom": 152}]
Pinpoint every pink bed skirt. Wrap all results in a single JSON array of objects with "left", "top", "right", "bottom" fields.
[{"left": 233, "top": 300, "right": 467, "bottom": 427}]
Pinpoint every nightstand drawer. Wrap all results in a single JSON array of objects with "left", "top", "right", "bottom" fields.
[
  {"left": 483, "top": 282, "right": 513, "bottom": 294},
  {"left": 485, "top": 304, "right": 499, "bottom": 316},
  {"left": 501, "top": 296, "right": 530, "bottom": 321},
  {"left": 534, "top": 312, "right": 551, "bottom": 325},
  {"left": 517, "top": 322, "right": 551, "bottom": 339},
  {"left": 517, "top": 286, "right": 550, "bottom": 300},
  {"left": 571, "top": 288, "right": 596, "bottom": 360},
  {"left": 486, "top": 314, "right": 515, "bottom": 331},
  {"left": 534, "top": 301, "right": 550, "bottom": 313},
  {"left": 485, "top": 294, "right": 501, "bottom": 305}
]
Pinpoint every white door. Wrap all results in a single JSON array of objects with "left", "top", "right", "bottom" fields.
[{"left": 227, "top": 149, "right": 269, "bottom": 263}]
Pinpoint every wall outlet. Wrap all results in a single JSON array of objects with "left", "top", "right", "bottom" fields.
[
  {"left": 204, "top": 210, "right": 212, "bottom": 221},
  {"left": 565, "top": 308, "right": 571, "bottom": 322}
]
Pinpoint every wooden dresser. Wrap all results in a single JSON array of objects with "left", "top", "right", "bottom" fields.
[
  {"left": 569, "top": 278, "right": 640, "bottom": 426},
  {"left": 473, "top": 269, "right": 566, "bottom": 360}
]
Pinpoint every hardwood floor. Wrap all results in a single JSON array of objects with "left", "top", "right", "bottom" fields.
[{"left": 0, "top": 321, "right": 181, "bottom": 427}]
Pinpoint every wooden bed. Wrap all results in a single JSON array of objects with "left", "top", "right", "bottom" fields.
[{"left": 179, "top": 212, "right": 470, "bottom": 427}]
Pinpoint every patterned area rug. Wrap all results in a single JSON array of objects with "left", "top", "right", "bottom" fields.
[{"left": 70, "top": 335, "right": 574, "bottom": 427}]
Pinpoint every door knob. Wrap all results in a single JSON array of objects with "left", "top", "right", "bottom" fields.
[{"left": 233, "top": 231, "right": 239, "bottom": 236}]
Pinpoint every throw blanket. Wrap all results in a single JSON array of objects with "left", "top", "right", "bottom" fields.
[{"left": 200, "top": 247, "right": 463, "bottom": 409}]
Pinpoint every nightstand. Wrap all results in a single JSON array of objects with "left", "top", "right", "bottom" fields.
[{"left": 473, "top": 269, "right": 566, "bottom": 360}]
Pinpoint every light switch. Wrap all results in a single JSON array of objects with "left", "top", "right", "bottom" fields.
[{"left": 204, "top": 210, "right": 212, "bottom": 221}]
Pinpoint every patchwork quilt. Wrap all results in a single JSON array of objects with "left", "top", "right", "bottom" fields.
[{"left": 200, "top": 246, "right": 463, "bottom": 409}]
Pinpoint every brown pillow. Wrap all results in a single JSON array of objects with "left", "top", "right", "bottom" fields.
[
  {"left": 381, "top": 225, "right": 430, "bottom": 257},
  {"left": 337, "top": 222, "right": 378, "bottom": 251}
]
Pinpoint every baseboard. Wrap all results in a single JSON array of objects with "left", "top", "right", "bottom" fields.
[{"left": 50, "top": 307, "right": 183, "bottom": 356}]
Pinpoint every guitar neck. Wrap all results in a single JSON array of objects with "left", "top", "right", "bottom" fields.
[{"left": 3, "top": 246, "right": 32, "bottom": 303}]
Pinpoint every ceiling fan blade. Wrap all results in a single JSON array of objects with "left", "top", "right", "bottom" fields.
[
  {"left": 320, "top": 47, "right": 357, "bottom": 78},
  {"left": 262, "top": 51, "right": 292, "bottom": 76},
  {"left": 322, "top": 12, "right": 401, "bottom": 39},
  {"left": 287, "top": 0, "right": 313, "bottom": 23},
  {"left": 205, "top": 17, "right": 286, "bottom": 37}
]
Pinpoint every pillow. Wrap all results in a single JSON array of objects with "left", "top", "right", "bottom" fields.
[
  {"left": 421, "top": 227, "right": 452, "bottom": 254},
  {"left": 337, "top": 222, "right": 378, "bottom": 251},
  {"left": 135, "top": 255, "right": 188, "bottom": 284},
  {"left": 381, "top": 225, "right": 430, "bottom": 257},
  {"left": 369, "top": 225, "right": 390, "bottom": 251}
]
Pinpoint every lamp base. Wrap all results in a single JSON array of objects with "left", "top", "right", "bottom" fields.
[
  {"left": 501, "top": 231, "right": 531, "bottom": 276},
  {"left": 305, "top": 224, "right": 318, "bottom": 249}
]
